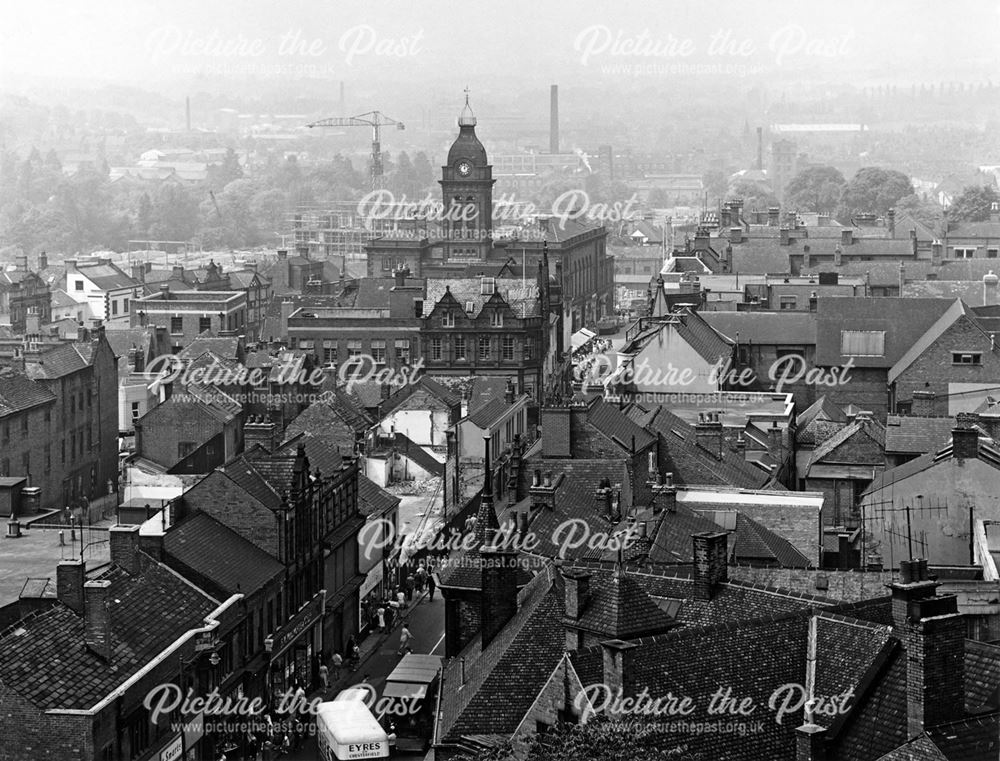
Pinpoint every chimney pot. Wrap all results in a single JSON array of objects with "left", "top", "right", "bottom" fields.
[{"left": 84, "top": 580, "right": 113, "bottom": 661}]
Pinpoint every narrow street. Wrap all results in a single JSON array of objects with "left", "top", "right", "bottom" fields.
[{"left": 285, "top": 591, "right": 446, "bottom": 760}]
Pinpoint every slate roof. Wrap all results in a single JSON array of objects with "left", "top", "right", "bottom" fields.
[
  {"left": 796, "top": 395, "right": 849, "bottom": 446},
  {"left": 284, "top": 393, "right": 373, "bottom": 453},
  {"left": 76, "top": 261, "right": 139, "bottom": 291},
  {"left": 926, "top": 715, "right": 1000, "bottom": 761},
  {"left": 467, "top": 397, "right": 513, "bottom": 429},
  {"left": 437, "top": 567, "right": 560, "bottom": 743},
  {"left": 0, "top": 369, "right": 55, "bottom": 416},
  {"left": 423, "top": 278, "right": 540, "bottom": 319},
  {"left": 731, "top": 511, "right": 811, "bottom": 567},
  {"left": 50, "top": 289, "right": 79, "bottom": 308},
  {"left": 585, "top": 398, "right": 657, "bottom": 452},
  {"left": 163, "top": 511, "right": 284, "bottom": 596},
  {"left": 221, "top": 455, "right": 284, "bottom": 510},
  {"left": 566, "top": 566, "right": 676, "bottom": 639},
  {"left": 965, "top": 639, "right": 1000, "bottom": 710},
  {"left": 357, "top": 475, "right": 400, "bottom": 518},
  {"left": 628, "top": 405, "right": 773, "bottom": 489},
  {"left": 702, "top": 310, "right": 817, "bottom": 345},
  {"left": 23, "top": 341, "right": 91, "bottom": 379},
  {"left": 179, "top": 335, "right": 242, "bottom": 361},
  {"left": 622, "top": 307, "right": 733, "bottom": 366},
  {"left": 885, "top": 416, "right": 959, "bottom": 456},
  {"left": 354, "top": 277, "right": 425, "bottom": 308},
  {"left": 864, "top": 434, "right": 1000, "bottom": 494},
  {"left": 179, "top": 382, "right": 243, "bottom": 423},
  {"left": 808, "top": 416, "right": 886, "bottom": 468},
  {"left": 875, "top": 734, "right": 950, "bottom": 761},
  {"left": 273, "top": 432, "right": 344, "bottom": 476},
  {"left": 0, "top": 562, "right": 216, "bottom": 710},
  {"left": 105, "top": 328, "right": 154, "bottom": 360},
  {"left": 889, "top": 299, "right": 995, "bottom": 383},
  {"left": 815, "top": 297, "right": 956, "bottom": 368}
]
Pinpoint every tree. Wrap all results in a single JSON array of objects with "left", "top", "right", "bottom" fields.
[
  {"left": 207, "top": 147, "right": 244, "bottom": 187},
  {"left": 702, "top": 170, "right": 728, "bottom": 203},
  {"left": 647, "top": 187, "right": 671, "bottom": 208},
  {"left": 783, "top": 166, "right": 846, "bottom": 214},
  {"left": 945, "top": 185, "right": 1000, "bottom": 223},
  {"left": 838, "top": 167, "right": 914, "bottom": 220},
  {"left": 457, "top": 720, "right": 704, "bottom": 761},
  {"left": 728, "top": 179, "right": 778, "bottom": 214},
  {"left": 149, "top": 183, "right": 199, "bottom": 241},
  {"left": 895, "top": 193, "right": 944, "bottom": 231}
]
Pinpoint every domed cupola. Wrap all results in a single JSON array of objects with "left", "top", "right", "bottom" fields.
[{"left": 447, "top": 90, "right": 488, "bottom": 167}]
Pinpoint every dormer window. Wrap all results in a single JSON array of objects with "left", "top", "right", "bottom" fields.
[
  {"left": 491, "top": 310, "right": 503, "bottom": 328},
  {"left": 465, "top": 300, "right": 475, "bottom": 314},
  {"left": 481, "top": 277, "right": 495, "bottom": 295},
  {"left": 442, "top": 311, "right": 455, "bottom": 328}
]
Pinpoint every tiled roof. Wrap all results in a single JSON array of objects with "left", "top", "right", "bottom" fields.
[
  {"left": 864, "top": 436, "right": 1000, "bottom": 495},
  {"left": 815, "top": 297, "right": 955, "bottom": 368},
  {"left": 24, "top": 341, "right": 90, "bottom": 379},
  {"left": 423, "top": 278, "right": 540, "bottom": 319},
  {"left": 567, "top": 567, "right": 676, "bottom": 639},
  {"left": 875, "top": 734, "right": 950, "bottom": 761},
  {"left": 467, "top": 397, "right": 512, "bottom": 428},
  {"left": 438, "top": 567, "right": 560, "bottom": 742},
  {"left": 702, "top": 310, "right": 817, "bottom": 345},
  {"left": 965, "top": 639, "right": 1000, "bottom": 710},
  {"left": 585, "top": 398, "right": 657, "bottom": 452},
  {"left": 0, "top": 369, "right": 55, "bottom": 416},
  {"left": 181, "top": 382, "right": 243, "bottom": 423},
  {"left": 888, "top": 299, "right": 994, "bottom": 383},
  {"left": 105, "top": 328, "right": 153, "bottom": 360},
  {"left": 630, "top": 406, "right": 773, "bottom": 489},
  {"left": 50, "top": 289, "right": 78, "bottom": 308},
  {"left": 796, "top": 395, "right": 849, "bottom": 446},
  {"left": 885, "top": 415, "right": 959, "bottom": 456},
  {"left": 77, "top": 262, "right": 139, "bottom": 291},
  {"left": 731, "top": 512, "right": 811, "bottom": 567},
  {"left": 284, "top": 395, "right": 371, "bottom": 454},
  {"left": 0, "top": 562, "right": 216, "bottom": 710},
  {"left": 274, "top": 432, "right": 344, "bottom": 477},
  {"left": 179, "top": 335, "right": 242, "bottom": 361},
  {"left": 221, "top": 455, "right": 284, "bottom": 510},
  {"left": 357, "top": 475, "right": 400, "bottom": 518},
  {"left": 927, "top": 715, "right": 999, "bottom": 761},
  {"left": 164, "top": 511, "right": 284, "bottom": 596},
  {"left": 808, "top": 415, "right": 885, "bottom": 468}
]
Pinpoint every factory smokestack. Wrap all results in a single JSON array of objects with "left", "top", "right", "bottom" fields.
[
  {"left": 550, "top": 84, "right": 559, "bottom": 154},
  {"left": 186, "top": 96, "right": 191, "bottom": 132},
  {"left": 756, "top": 126, "right": 763, "bottom": 171}
]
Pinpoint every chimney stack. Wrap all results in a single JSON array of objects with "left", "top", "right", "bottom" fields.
[
  {"left": 109, "top": 525, "right": 141, "bottom": 575},
  {"left": 795, "top": 724, "right": 827, "bottom": 761},
  {"left": 768, "top": 207, "right": 780, "bottom": 227},
  {"left": 694, "top": 412, "right": 724, "bottom": 460},
  {"left": 15, "top": 255, "right": 28, "bottom": 272},
  {"left": 245, "top": 415, "right": 280, "bottom": 453},
  {"left": 952, "top": 413, "right": 980, "bottom": 460},
  {"left": 504, "top": 379, "right": 515, "bottom": 405},
  {"left": 887, "top": 570, "right": 966, "bottom": 738},
  {"left": 563, "top": 569, "right": 591, "bottom": 620},
  {"left": 84, "top": 580, "right": 112, "bottom": 660},
  {"left": 550, "top": 85, "right": 559, "bottom": 154},
  {"left": 600, "top": 639, "right": 638, "bottom": 699},
  {"left": 911, "top": 390, "right": 935, "bottom": 417},
  {"left": 56, "top": 559, "right": 86, "bottom": 615},
  {"left": 38, "top": 251, "right": 48, "bottom": 271},
  {"left": 887, "top": 208, "right": 895, "bottom": 236},
  {"left": 540, "top": 407, "right": 572, "bottom": 458},
  {"left": 480, "top": 539, "right": 519, "bottom": 647},
  {"left": 692, "top": 532, "right": 728, "bottom": 600},
  {"left": 931, "top": 240, "right": 943, "bottom": 266}
]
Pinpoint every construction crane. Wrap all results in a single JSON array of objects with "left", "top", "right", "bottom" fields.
[{"left": 306, "top": 111, "right": 405, "bottom": 191}]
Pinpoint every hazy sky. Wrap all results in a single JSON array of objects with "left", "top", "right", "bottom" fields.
[{"left": 3, "top": 0, "right": 1000, "bottom": 90}]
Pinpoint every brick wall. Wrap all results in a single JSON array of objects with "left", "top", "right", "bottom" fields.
[
  {"left": 0, "top": 685, "right": 97, "bottom": 761},
  {"left": 826, "top": 367, "right": 888, "bottom": 419},
  {"left": 895, "top": 315, "right": 1000, "bottom": 416},
  {"left": 136, "top": 398, "right": 226, "bottom": 469},
  {"left": 182, "top": 471, "right": 279, "bottom": 556},
  {"left": 729, "top": 565, "right": 895, "bottom": 602}
]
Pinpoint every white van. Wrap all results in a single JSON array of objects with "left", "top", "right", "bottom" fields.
[{"left": 315, "top": 698, "right": 390, "bottom": 761}]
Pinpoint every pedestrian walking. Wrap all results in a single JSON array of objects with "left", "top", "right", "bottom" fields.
[
  {"left": 376, "top": 604, "right": 386, "bottom": 632},
  {"left": 416, "top": 562, "right": 427, "bottom": 592},
  {"left": 427, "top": 572, "right": 436, "bottom": 601},
  {"left": 352, "top": 642, "right": 361, "bottom": 670},
  {"left": 396, "top": 588, "right": 406, "bottom": 611},
  {"left": 331, "top": 651, "right": 343, "bottom": 681},
  {"left": 397, "top": 623, "right": 412, "bottom": 655},
  {"left": 405, "top": 574, "right": 415, "bottom": 602},
  {"left": 385, "top": 600, "right": 395, "bottom": 631},
  {"left": 318, "top": 663, "right": 329, "bottom": 692}
]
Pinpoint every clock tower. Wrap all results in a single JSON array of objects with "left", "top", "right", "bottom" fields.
[{"left": 440, "top": 90, "right": 494, "bottom": 258}]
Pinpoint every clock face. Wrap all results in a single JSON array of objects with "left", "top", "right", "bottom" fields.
[{"left": 457, "top": 161, "right": 472, "bottom": 176}]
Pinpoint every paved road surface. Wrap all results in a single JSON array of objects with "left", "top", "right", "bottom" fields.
[{"left": 284, "top": 592, "right": 445, "bottom": 760}]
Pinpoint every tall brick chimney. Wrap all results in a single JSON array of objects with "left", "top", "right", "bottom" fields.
[
  {"left": 911, "top": 390, "right": 935, "bottom": 417},
  {"left": 694, "top": 412, "right": 723, "bottom": 460},
  {"left": 692, "top": 532, "right": 728, "bottom": 600},
  {"left": 600, "top": 639, "right": 638, "bottom": 699},
  {"left": 84, "top": 579, "right": 112, "bottom": 660},
  {"left": 480, "top": 534, "right": 519, "bottom": 648},
  {"left": 563, "top": 569, "right": 591, "bottom": 620},
  {"left": 56, "top": 559, "right": 86, "bottom": 615},
  {"left": 244, "top": 415, "right": 279, "bottom": 453},
  {"left": 898, "top": 588, "right": 966, "bottom": 738},
  {"left": 952, "top": 413, "right": 980, "bottom": 460},
  {"left": 541, "top": 406, "right": 572, "bottom": 458},
  {"left": 109, "top": 525, "right": 141, "bottom": 575}
]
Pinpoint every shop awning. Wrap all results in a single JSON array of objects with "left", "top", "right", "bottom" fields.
[
  {"left": 571, "top": 327, "right": 597, "bottom": 351},
  {"left": 382, "top": 682, "right": 428, "bottom": 700}
]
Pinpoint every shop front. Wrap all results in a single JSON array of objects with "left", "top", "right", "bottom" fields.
[
  {"left": 265, "top": 590, "right": 326, "bottom": 701},
  {"left": 359, "top": 561, "right": 385, "bottom": 635}
]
